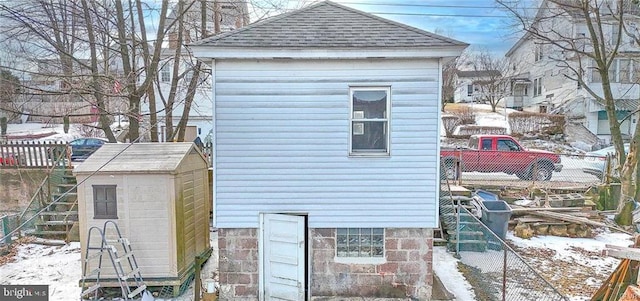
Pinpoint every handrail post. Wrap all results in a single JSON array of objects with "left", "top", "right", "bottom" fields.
[
  {"left": 502, "top": 248, "right": 507, "bottom": 301},
  {"left": 456, "top": 202, "right": 460, "bottom": 257}
]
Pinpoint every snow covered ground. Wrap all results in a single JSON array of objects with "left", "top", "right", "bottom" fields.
[
  {"left": 0, "top": 229, "right": 631, "bottom": 300},
  {"left": 1, "top": 241, "right": 82, "bottom": 299},
  {"left": 0, "top": 105, "right": 632, "bottom": 300}
]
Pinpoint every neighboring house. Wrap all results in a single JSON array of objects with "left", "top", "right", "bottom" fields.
[
  {"left": 18, "top": 58, "right": 119, "bottom": 124},
  {"left": 453, "top": 70, "right": 502, "bottom": 104},
  {"left": 504, "top": 0, "right": 640, "bottom": 143},
  {"left": 143, "top": 0, "right": 250, "bottom": 142},
  {"left": 191, "top": 1, "right": 467, "bottom": 300}
]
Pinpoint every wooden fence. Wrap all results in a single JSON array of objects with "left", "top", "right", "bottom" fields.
[{"left": 0, "top": 141, "right": 71, "bottom": 169}]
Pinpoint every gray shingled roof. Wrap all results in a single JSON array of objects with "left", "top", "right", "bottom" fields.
[
  {"left": 456, "top": 70, "right": 502, "bottom": 78},
  {"left": 73, "top": 143, "right": 205, "bottom": 174},
  {"left": 192, "top": 1, "right": 467, "bottom": 48}
]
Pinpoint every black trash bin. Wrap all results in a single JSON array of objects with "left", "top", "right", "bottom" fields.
[{"left": 480, "top": 200, "right": 512, "bottom": 240}]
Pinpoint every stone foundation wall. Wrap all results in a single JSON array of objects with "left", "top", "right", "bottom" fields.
[
  {"left": 217, "top": 228, "right": 259, "bottom": 301},
  {"left": 218, "top": 227, "right": 433, "bottom": 300},
  {"left": 311, "top": 228, "right": 433, "bottom": 299}
]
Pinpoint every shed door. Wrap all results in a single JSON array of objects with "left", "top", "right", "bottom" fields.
[{"left": 262, "top": 214, "right": 306, "bottom": 300}]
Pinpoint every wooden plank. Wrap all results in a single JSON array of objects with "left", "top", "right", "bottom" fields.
[
  {"left": 527, "top": 211, "right": 631, "bottom": 234},
  {"left": 603, "top": 245, "right": 640, "bottom": 261}
]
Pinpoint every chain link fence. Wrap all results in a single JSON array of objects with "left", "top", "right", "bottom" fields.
[
  {"left": 450, "top": 203, "right": 568, "bottom": 301},
  {"left": 441, "top": 152, "right": 613, "bottom": 190}
]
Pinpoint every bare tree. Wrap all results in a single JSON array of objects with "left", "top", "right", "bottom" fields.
[
  {"left": 441, "top": 57, "right": 459, "bottom": 112},
  {"left": 467, "top": 51, "right": 511, "bottom": 112},
  {"left": 0, "top": 69, "right": 21, "bottom": 122},
  {"left": 497, "top": 0, "right": 640, "bottom": 224}
]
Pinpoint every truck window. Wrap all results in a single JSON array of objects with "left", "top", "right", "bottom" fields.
[
  {"left": 497, "top": 139, "right": 521, "bottom": 151},
  {"left": 481, "top": 139, "right": 492, "bottom": 150}
]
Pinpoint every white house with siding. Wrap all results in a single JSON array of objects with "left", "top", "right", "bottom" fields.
[
  {"left": 504, "top": 0, "right": 640, "bottom": 143},
  {"left": 190, "top": 1, "right": 467, "bottom": 300}
]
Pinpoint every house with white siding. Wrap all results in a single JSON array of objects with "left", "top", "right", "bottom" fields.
[
  {"left": 453, "top": 70, "right": 502, "bottom": 104},
  {"left": 504, "top": 0, "right": 640, "bottom": 143},
  {"left": 190, "top": 1, "right": 467, "bottom": 300}
]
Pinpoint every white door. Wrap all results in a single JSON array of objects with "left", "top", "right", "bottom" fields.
[{"left": 262, "top": 214, "right": 306, "bottom": 301}]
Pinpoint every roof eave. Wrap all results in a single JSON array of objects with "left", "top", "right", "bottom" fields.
[
  {"left": 505, "top": 31, "right": 530, "bottom": 58},
  {"left": 191, "top": 45, "right": 468, "bottom": 60}
]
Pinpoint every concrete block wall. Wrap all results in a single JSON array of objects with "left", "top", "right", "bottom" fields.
[
  {"left": 311, "top": 228, "right": 433, "bottom": 299},
  {"left": 218, "top": 228, "right": 259, "bottom": 301},
  {"left": 218, "top": 227, "right": 433, "bottom": 300}
]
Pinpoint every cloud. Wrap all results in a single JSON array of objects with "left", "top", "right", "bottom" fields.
[{"left": 333, "top": 0, "right": 519, "bottom": 55}]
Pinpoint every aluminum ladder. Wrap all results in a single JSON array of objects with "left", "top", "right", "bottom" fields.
[{"left": 80, "top": 220, "right": 147, "bottom": 300}]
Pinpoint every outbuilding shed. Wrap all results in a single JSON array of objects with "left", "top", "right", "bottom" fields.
[{"left": 74, "top": 142, "right": 211, "bottom": 293}]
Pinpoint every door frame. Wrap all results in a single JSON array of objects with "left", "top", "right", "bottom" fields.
[{"left": 258, "top": 213, "right": 309, "bottom": 301}]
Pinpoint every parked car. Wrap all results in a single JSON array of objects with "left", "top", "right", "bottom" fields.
[
  {"left": 582, "top": 144, "right": 629, "bottom": 180},
  {"left": 440, "top": 134, "right": 563, "bottom": 181},
  {"left": 69, "top": 137, "right": 108, "bottom": 161}
]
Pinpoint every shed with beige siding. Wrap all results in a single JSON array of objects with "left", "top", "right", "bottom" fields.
[{"left": 73, "top": 142, "right": 211, "bottom": 292}]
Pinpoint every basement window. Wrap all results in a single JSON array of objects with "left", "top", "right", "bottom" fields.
[
  {"left": 93, "top": 185, "right": 117, "bottom": 219},
  {"left": 336, "top": 228, "right": 384, "bottom": 258}
]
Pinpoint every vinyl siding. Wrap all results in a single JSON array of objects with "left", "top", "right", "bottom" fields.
[{"left": 214, "top": 58, "right": 440, "bottom": 228}]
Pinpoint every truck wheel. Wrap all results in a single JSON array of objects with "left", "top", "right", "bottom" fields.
[
  {"left": 531, "top": 165, "right": 553, "bottom": 181},
  {"left": 441, "top": 161, "right": 459, "bottom": 180}
]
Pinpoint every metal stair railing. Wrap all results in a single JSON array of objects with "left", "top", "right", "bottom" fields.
[
  {"left": 14, "top": 147, "right": 73, "bottom": 239},
  {"left": 453, "top": 204, "right": 568, "bottom": 301}
]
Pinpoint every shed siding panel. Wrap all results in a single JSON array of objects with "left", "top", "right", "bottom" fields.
[
  {"left": 78, "top": 174, "right": 176, "bottom": 278},
  {"left": 214, "top": 59, "right": 440, "bottom": 228}
]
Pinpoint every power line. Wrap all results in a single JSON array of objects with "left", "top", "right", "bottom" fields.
[
  {"left": 368, "top": 12, "right": 513, "bottom": 18},
  {"left": 336, "top": 1, "right": 538, "bottom": 10}
]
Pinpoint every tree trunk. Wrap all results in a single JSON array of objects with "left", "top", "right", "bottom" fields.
[{"left": 148, "top": 85, "right": 158, "bottom": 142}]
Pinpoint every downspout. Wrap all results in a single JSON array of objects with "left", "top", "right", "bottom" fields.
[
  {"left": 210, "top": 59, "right": 217, "bottom": 229},
  {"left": 436, "top": 58, "right": 443, "bottom": 227}
]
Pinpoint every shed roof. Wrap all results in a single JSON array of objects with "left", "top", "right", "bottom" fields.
[
  {"left": 73, "top": 142, "right": 205, "bottom": 174},
  {"left": 191, "top": 1, "right": 467, "bottom": 49}
]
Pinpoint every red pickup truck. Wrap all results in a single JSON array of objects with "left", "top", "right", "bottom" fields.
[{"left": 441, "top": 134, "right": 563, "bottom": 181}]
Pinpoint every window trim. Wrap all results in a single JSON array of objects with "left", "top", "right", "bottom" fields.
[
  {"left": 533, "top": 78, "right": 542, "bottom": 97},
  {"left": 93, "top": 185, "right": 118, "bottom": 219},
  {"left": 160, "top": 66, "right": 171, "bottom": 83},
  {"left": 348, "top": 86, "right": 391, "bottom": 157}
]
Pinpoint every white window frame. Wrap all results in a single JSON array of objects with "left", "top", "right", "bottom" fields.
[
  {"left": 533, "top": 78, "right": 542, "bottom": 97},
  {"left": 349, "top": 86, "right": 391, "bottom": 156},
  {"left": 160, "top": 65, "right": 170, "bottom": 82},
  {"left": 534, "top": 44, "right": 544, "bottom": 62}
]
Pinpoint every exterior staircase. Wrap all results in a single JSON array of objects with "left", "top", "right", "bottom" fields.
[
  {"left": 439, "top": 193, "right": 489, "bottom": 252},
  {"left": 30, "top": 169, "right": 78, "bottom": 241}
]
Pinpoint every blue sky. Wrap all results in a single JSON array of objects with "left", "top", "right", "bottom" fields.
[{"left": 330, "top": 0, "right": 530, "bottom": 56}]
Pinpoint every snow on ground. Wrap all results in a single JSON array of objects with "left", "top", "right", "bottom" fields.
[
  {"left": 2, "top": 241, "right": 82, "bottom": 300},
  {"left": 0, "top": 231, "right": 629, "bottom": 300},
  {"left": 1, "top": 231, "right": 218, "bottom": 301},
  {"left": 433, "top": 246, "right": 477, "bottom": 300},
  {"left": 507, "top": 231, "right": 633, "bottom": 300}
]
